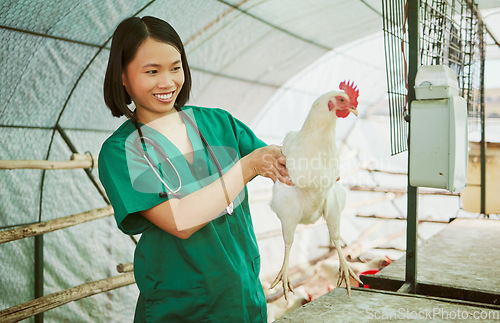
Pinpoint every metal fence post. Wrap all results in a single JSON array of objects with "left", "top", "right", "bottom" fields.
[{"left": 405, "top": 0, "right": 420, "bottom": 294}]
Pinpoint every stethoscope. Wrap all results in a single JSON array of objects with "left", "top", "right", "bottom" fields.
[{"left": 133, "top": 110, "right": 234, "bottom": 215}]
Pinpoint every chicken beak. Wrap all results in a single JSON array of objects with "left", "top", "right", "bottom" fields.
[{"left": 350, "top": 107, "right": 359, "bottom": 116}]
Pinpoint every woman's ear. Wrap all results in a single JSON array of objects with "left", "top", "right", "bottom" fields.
[
  {"left": 121, "top": 72, "right": 132, "bottom": 103},
  {"left": 121, "top": 72, "right": 127, "bottom": 88}
]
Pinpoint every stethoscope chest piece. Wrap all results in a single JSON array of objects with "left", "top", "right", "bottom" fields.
[{"left": 226, "top": 202, "right": 234, "bottom": 216}]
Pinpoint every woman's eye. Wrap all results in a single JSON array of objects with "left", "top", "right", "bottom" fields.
[
  {"left": 146, "top": 70, "right": 158, "bottom": 74},
  {"left": 172, "top": 66, "right": 182, "bottom": 72}
]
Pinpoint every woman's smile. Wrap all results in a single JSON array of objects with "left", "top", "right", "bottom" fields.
[{"left": 154, "top": 91, "right": 175, "bottom": 103}]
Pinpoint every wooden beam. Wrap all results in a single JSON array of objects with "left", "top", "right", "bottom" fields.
[
  {"left": 347, "top": 185, "right": 458, "bottom": 196},
  {"left": 363, "top": 167, "right": 407, "bottom": 176},
  {"left": 0, "top": 153, "right": 97, "bottom": 170},
  {"left": 356, "top": 214, "right": 450, "bottom": 224},
  {"left": 0, "top": 206, "right": 113, "bottom": 244},
  {"left": 116, "top": 263, "right": 133, "bottom": 273},
  {"left": 347, "top": 228, "right": 407, "bottom": 260},
  {"left": 0, "top": 272, "right": 135, "bottom": 323}
]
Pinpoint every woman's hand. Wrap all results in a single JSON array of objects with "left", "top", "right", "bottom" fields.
[{"left": 241, "top": 145, "right": 293, "bottom": 186}]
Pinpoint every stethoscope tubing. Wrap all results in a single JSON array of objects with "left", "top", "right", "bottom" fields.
[
  {"left": 133, "top": 110, "right": 234, "bottom": 214},
  {"left": 138, "top": 136, "right": 182, "bottom": 198}
]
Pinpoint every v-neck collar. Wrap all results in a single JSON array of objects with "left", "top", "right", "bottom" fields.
[
  {"left": 180, "top": 109, "right": 203, "bottom": 167},
  {"left": 137, "top": 109, "right": 201, "bottom": 168}
]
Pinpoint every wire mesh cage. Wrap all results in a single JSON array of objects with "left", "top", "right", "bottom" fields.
[
  {"left": 382, "top": 0, "right": 410, "bottom": 156},
  {"left": 420, "top": 0, "right": 483, "bottom": 122},
  {"left": 383, "top": 0, "right": 484, "bottom": 155}
]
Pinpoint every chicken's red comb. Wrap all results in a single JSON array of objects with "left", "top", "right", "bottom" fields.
[{"left": 339, "top": 80, "right": 359, "bottom": 107}]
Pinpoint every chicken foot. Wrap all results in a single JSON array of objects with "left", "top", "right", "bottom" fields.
[
  {"left": 332, "top": 238, "right": 363, "bottom": 297},
  {"left": 270, "top": 217, "right": 300, "bottom": 302},
  {"left": 269, "top": 242, "right": 295, "bottom": 301}
]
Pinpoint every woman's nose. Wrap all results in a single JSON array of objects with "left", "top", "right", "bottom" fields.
[{"left": 157, "top": 73, "right": 174, "bottom": 88}]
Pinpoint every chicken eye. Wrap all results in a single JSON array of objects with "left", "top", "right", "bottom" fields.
[{"left": 340, "top": 98, "right": 345, "bottom": 102}]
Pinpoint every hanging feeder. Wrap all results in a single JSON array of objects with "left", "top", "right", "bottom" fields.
[{"left": 409, "top": 65, "right": 468, "bottom": 193}]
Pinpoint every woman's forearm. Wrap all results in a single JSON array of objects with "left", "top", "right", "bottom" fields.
[{"left": 170, "top": 157, "right": 255, "bottom": 231}]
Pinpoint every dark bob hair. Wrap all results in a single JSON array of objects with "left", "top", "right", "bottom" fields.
[{"left": 103, "top": 16, "right": 192, "bottom": 121}]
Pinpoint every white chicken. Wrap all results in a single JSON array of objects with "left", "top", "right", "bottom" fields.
[{"left": 269, "top": 81, "right": 362, "bottom": 301}]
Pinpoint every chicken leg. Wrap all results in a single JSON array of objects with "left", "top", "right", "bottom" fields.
[
  {"left": 324, "top": 183, "right": 362, "bottom": 297},
  {"left": 269, "top": 215, "right": 300, "bottom": 301}
]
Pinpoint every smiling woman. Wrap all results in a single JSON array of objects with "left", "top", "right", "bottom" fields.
[
  {"left": 98, "top": 15, "right": 293, "bottom": 323},
  {"left": 121, "top": 38, "right": 184, "bottom": 122}
]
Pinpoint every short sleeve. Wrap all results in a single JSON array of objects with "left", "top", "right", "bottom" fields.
[
  {"left": 226, "top": 111, "right": 267, "bottom": 157},
  {"left": 98, "top": 139, "right": 166, "bottom": 235}
]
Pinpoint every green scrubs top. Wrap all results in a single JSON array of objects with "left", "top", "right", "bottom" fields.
[{"left": 98, "top": 106, "right": 267, "bottom": 323}]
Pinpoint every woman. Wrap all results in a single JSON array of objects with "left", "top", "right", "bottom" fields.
[{"left": 98, "top": 16, "right": 291, "bottom": 322}]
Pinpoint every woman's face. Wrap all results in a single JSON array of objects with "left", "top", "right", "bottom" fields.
[{"left": 122, "top": 37, "right": 185, "bottom": 121}]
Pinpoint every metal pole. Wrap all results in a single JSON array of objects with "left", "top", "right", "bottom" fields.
[
  {"left": 405, "top": 0, "right": 420, "bottom": 294},
  {"left": 34, "top": 235, "right": 44, "bottom": 323},
  {"left": 479, "top": 21, "right": 487, "bottom": 216},
  {"left": 55, "top": 125, "right": 110, "bottom": 205}
]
